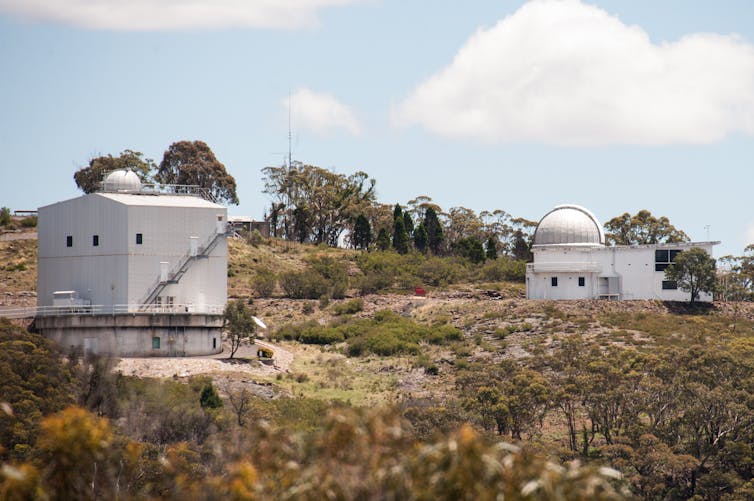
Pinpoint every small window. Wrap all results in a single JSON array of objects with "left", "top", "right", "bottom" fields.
[
  {"left": 212, "top": 338, "right": 217, "bottom": 349},
  {"left": 93, "top": 235, "right": 99, "bottom": 246},
  {"left": 136, "top": 233, "right": 143, "bottom": 245},
  {"left": 66, "top": 235, "right": 73, "bottom": 247},
  {"left": 662, "top": 280, "right": 678, "bottom": 290},
  {"left": 152, "top": 337, "right": 161, "bottom": 349},
  {"left": 578, "top": 277, "right": 585, "bottom": 287},
  {"left": 551, "top": 277, "right": 558, "bottom": 287}
]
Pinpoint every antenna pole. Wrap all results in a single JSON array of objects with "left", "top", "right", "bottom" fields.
[{"left": 288, "top": 91, "right": 292, "bottom": 169}]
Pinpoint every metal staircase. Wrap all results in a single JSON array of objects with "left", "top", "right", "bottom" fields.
[{"left": 140, "top": 230, "right": 228, "bottom": 308}]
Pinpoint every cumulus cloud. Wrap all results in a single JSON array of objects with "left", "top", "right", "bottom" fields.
[
  {"left": 285, "top": 88, "right": 362, "bottom": 136},
  {"left": 395, "top": 0, "right": 754, "bottom": 146},
  {"left": 0, "top": 0, "right": 361, "bottom": 31}
]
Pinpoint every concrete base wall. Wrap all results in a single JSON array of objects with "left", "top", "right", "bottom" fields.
[{"left": 34, "top": 313, "right": 224, "bottom": 357}]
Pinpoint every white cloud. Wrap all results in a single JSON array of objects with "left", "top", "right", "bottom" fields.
[
  {"left": 395, "top": 0, "right": 754, "bottom": 146},
  {"left": 285, "top": 88, "right": 362, "bottom": 136},
  {"left": 0, "top": 0, "right": 362, "bottom": 31}
]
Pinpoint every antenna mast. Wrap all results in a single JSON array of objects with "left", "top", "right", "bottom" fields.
[{"left": 288, "top": 91, "right": 292, "bottom": 169}]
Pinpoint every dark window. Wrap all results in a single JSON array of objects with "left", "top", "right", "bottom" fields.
[
  {"left": 578, "top": 277, "right": 585, "bottom": 287},
  {"left": 136, "top": 233, "right": 143, "bottom": 245},
  {"left": 93, "top": 235, "right": 99, "bottom": 246},
  {"left": 662, "top": 280, "right": 678, "bottom": 290},
  {"left": 551, "top": 277, "right": 558, "bottom": 287},
  {"left": 213, "top": 338, "right": 217, "bottom": 349},
  {"left": 66, "top": 235, "right": 73, "bottom": 247},
  {"left": 152, "top": 337, "right": 160, "bottom": 349},
  {"left": 656, "top": 249, "right": 681, "bottom": 272}
]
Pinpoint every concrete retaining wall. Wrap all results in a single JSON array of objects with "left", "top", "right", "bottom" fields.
[{"left": 34, "top": 313, "right": 224, "bottom": 357}]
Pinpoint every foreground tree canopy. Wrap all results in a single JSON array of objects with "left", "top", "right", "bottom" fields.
[{"left": 604, "top": 210, "right": 689, "bottom": 246}]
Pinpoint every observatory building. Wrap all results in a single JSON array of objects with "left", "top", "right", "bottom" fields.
[
  {"left": 526, "top": 205, "right": 717, "bottom": 302},
  {"left": 34, "top": 170, "right": 228, "bottom": 356}
]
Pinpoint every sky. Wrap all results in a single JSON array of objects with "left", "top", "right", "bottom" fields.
[{"left": 1, "top": 0, "right": 753, "bottom": 257}]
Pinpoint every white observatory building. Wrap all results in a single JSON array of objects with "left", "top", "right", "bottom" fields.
[
  {"left": 526, "top": 205, "right": 717, "bottom": 302},
  {"left": 34, "top": 169, "right": 228, "bottom": 356}
]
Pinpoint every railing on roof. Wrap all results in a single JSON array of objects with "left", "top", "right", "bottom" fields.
[
  {"left": 0, "top": 304, "right": 225, "bottom": 320},
  {"left": 98, "top": 178, "right": 218, "bottom": 203},
  {"left": 526, "top": 262, "right": 603, "bottom": 273}
]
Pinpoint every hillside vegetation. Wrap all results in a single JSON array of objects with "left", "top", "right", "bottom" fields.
[{"left": 4, "top": 235, "right": 754, "bottom": 499}]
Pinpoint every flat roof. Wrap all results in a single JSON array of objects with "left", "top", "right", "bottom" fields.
[{"left": 97, "top": 193, "right": 225, "bottom": 208}]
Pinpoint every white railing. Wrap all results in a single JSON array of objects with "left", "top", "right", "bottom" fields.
[
  {"left": 526, "top": 262, "right": 602, "bottom": 273},
  {"left": 0, "top": 304, "right": 225, "bottom": 319}
]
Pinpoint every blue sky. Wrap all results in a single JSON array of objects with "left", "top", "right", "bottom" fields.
[{"left": 1, "top": 0, "right": 753, "bottom": 257}]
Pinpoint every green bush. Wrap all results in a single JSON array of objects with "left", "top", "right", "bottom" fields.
[
  {"left": 479, "top": 258, "right": 526, "bottom": 283},
  {"left": 417, "top": 256, "right": 465, "bottom": 287},
  {"left": 309, "top": 256, "right": 349, "bottom": 299},
  {"left": 252, "top": 269, "right": 276, "bottom": 297},
  {"left": 19, "top": 216, "right": 37, "bottom": 228},
  {"left": 332, "top": 299, "right": 364, "bottom": 316},
  {"left": 342, "top": 310, "right": 462, "bottom": 357},
  {"left": 0, "top": 207, "right": 10, "bottom": 226},
  {"left": 280, "top": 269, "right": 329, "bottom": 299},
  {"left": 356, "top": 271, "right": 394, "bottom": 295},
  {"left": 272, "top": 321, "right": 344, "bottom": 345}
]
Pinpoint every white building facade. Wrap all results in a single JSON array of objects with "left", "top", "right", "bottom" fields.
[
  {"left": 35, "top": 170, "right": 228, "bottom": 356},
  {"left": 526, "top": 205, "right": 717, "bottom": 302}
]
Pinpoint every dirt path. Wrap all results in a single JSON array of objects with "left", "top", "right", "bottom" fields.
[{"left": 114, "top": 340, "right": 294, "bottom": 379}]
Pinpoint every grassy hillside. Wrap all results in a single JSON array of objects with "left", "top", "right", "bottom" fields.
[{"left": 6, "top": 234, "right": 754, "bottom": 498}]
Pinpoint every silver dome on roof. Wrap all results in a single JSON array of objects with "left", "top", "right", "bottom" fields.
[
  {"left": 102, "top": 169, "right": 142, "bottom": 193},
  {"left": 533, "top": 204, "right": 605, "bottom": 246}
]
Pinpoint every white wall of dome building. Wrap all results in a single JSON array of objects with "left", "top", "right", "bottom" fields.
[
  {"left": 35, "top": 169, "right": 228, "bottom": 356},
  {"left": 525, "top": 205, "right": 717, "bottom": 302}
]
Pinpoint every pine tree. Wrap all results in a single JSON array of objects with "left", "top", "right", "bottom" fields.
[
  {"left": 393, "top": 217, "right": 409, "bottom": 254},
  {"left": 424, "top": 207, "right": 444, "bottom": 255},
  {"left": 403, "top": 212, "right": 414, "bottom": 238},
  {"left": 393, "top": 204, "right": 403, "bottom": 221},
  {"left": 414, "top": 223, "right": 428, "bottom": 253},
  {"left": 353, "top": 214, "right": 372, "bottom": 250},
  {"left": 485, "top": 236, "right": 498, "bottom": 260},
  {"left": 376, "top": 228, "right": 391, "bottom": 251}
]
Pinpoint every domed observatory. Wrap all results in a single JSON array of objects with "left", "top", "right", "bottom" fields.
[
  {"left": 35, "top": 169, "right": 229, "bottom": 356},
  {"left": 102, "top": 169, "right": 143, "bottom": 193},
  {"left": 533, "top": 205, "right": 604, "bottom": 247},
  {"left": 526, "top": 204, "right": 718, "bottom": 301}
]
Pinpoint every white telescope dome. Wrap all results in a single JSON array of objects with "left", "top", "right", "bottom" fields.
[
  {"left": 102, "top": 169, "right": 142, "bottom": 193},
  {"left": 533, "top": 204, "right": 605, "bottom": 246}
]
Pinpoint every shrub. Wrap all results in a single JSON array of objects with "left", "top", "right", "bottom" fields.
[
  {"left": 0, "top": 207, "right": 10, "bottom": 226},
  {"left": 199, "top": 383, "right": 223, "bottom": 409},
  {"left": 332, "top": 299, "right": 364, "bottom": 316},
  {"left": 356, "top": 271, "right": 394, "bottom": 295},
  {"left": 20, "top": 216, "right": 37, "bottom": 228},
  {"left": 343, "top": 310, "right": 462, "bottom": 357},
  {"left": 309, "top": 256, "right": 349, "bottom": 299},
  {"left": 417, "top": 257, "right": 464, "bottom": 287},
  {"left": 272, "top": 321, "right": 344, "bottom": 345},
  {"left": 280, "top": 269, "right": 329, "bottom": 299},
  {"left": 252, "top": 269, "right": 276, "bottom": 297},
  {"left": 479, "top": 258, "right": 526, "bottom": 283}
]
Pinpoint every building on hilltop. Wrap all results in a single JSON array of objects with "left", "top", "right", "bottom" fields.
[
  {"left": 34, "top": 169, "right": 228, "bottom": 356},
  {"left": 525, "top": 204, "right": 718, "bottom": 302}
]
